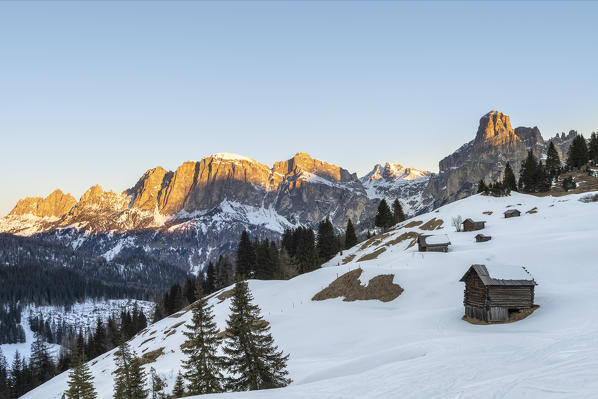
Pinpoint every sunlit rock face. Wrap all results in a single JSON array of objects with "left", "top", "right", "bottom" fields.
[
  {"left": 0, "top": 153, "right": 379, "bottom": 271},
  {"left": 425, "top": 110, "right": 572, "bottom": 208}
]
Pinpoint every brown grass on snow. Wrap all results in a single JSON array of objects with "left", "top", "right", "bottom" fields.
[
  {"left": 420, "top": 218, "right": 444, "bottom": 231},
  {"left": 482, "top": 211, "right": 493, "bottom": 215},
  {"left": 462, "top": 305, "right": 540, "bottom": 325},
  {"left": 356, "top": 247, "right": 386, "bottom": 262},
  {"left": 342, "top": 254, "right": 356, "bottom": 264},
  {"left": 312, "top": 268, "right": 403, "bottom": 303},
  {"left": 139, "top": 337, "right": 156, "bottom": 347},
  {"left": 526, "top": 207, "right": 538, "bottom": 214},
  {"left": 403, "top": 220, "right": 423, "bottom": 228},
  {"left": 139, "top": 347, "right": 165, "bottom": 365},
  {"left": 385, "top": 231, "right": 419, "bottom": 248}
]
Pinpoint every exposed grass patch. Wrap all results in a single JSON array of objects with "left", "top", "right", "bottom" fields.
[
  {"left": 342, "top": 254, "right": 356, "bottom": 264},
  {"left": 580, "top": 193, "right": 598, "bottom": 203},
  {"left": 482, "top": 211, "right": 493, "bottom": 215},
  {"left": 356, "top": 247, "right": 386, "bottom": 262},
  {"left": 526, "top": 207, "right": 538, "bottom": 214},
  {"left": 139, "top": 337, "right": 156, "bottom": 347},
  {"left": 385, "top": 231, "right": 419, "bottom": 249},
  {"left": 169, "top": 311, "right": 187, "bottom": 318},
  {"left": 312, "top": 268, "right": 403, "bottom": 303},
  {"left": 462, "top": 305, "right": 540, "bottom": 325},
  {"left": 403, "top": 220, "right": 423, "bottom": 228},
  {"left": 420, "top": 218, "right": 444, "bottom": 231},
  {"left": 215, "top": 319, "right": 270, "bottom": 340},
  {"left": 216, "top": 287, "right": 235, "bottom": 303},
  {"left": 139, "top": 347, "right": 165, "bottom": 365},
  {"left": 170, "top": 321, "right": 186, "bottom": 330},
  {"left": 163, "top": 329, "right": 177, "bottom": 340}
]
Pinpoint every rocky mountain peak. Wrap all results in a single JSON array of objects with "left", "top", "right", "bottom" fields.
[
  {"left": 272, "top": 152, "right": 356, "bottom": 183},
  {"left": 474, "top": 110, "right": 519, "bottom": 146},
  {"left": 364, "top": 163, "right": 430, "bottom": 182},
  {"left": 8, "top": 189, "right": 76, "bottom": 218}
]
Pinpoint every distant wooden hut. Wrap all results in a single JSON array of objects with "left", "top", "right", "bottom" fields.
[
  {"left": 504, "top": 209, "right": 521, "bottom": 218},
  {"left": 462, "top": 218, "right": 486, "bottom": 232},
  {"left": 459, "top": 264, "right": 536, "bottom": 323},
  {"left": 417, "top": 235, "right": 451, "bottom": 253},
  {"left": 475, "top": 234, "right": 491, "bottom": 242}
]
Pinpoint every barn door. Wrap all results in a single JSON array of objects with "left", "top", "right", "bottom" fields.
[{"left": 488, "top": 307, "right": 508, "bottom": 322}]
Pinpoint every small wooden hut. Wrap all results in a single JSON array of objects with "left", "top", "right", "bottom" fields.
[
  {"left": 504, "top": 209, "right": 521, "bottom": 218},
  {"left": 475, "top": 234, "right": 491, "bottom": 242},
  {"left": 462, "top": 218, "right": 486, "bottom": 232},
  {"left": 459, "top": 264, "right": 536, "bottom": 323},
  {"left": 417, "top": 235, "right": 451, "bottom": 253}
]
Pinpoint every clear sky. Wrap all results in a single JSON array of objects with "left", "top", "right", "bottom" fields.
[{"left": 1, "top": 1, "right": 597, "bottom": 215}]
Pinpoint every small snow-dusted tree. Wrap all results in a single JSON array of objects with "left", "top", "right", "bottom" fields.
[
  {"left": 113, "top": 338, "right": 148, "bottom": 399},
  {"left": 222, "top": 281, "right": 291, "bottom": 392},
  {"left": 181, "top": 279, "right": 223, "bottom": 395},
  {"left": 172, "top": 371, "right": 185, "bottom": 398},
  {"left": 149, "top": 368, "right": 166, "bottom": 399},
  {"left": 452, "top": 216, "right": 463, "bottom": 232},
  {"left": 65, "top": 348, "right": 97, "bottom": 399}
]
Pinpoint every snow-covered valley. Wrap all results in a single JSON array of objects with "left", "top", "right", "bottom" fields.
[{"left": 23, "top": 191, "right": 598, "bottom": 398}]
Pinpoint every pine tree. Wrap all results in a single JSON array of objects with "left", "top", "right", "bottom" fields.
[
  {"left": 222, "top": 281, "right": 291, "bottom": 392},
  {"left": 29, "top": 332, "right": 55, "bottom": 385},
  {"left": 344, "top": 219, "right": 358, "bottom": 249},
  {"left": 567, "top": 134, "right": 589, "bottom": 169},
  {"left": 236, "top": 231, "right": 256, "bottom": 279},
  {"left": 316, "top": 218, "right": 337, "bottom": 263},
  {"left": 93, "top": 318, "right": 108, "bottom": 359},
  {"left": 0, "top": 348, "right": 9, "bottom": 399},
  {"left": 149, "top": 368, "right": 166, "bottom": 399},
  {"left": 10, "top": 351, "right": 24, "bottom": 398},
  {"left": 502, "top": 162, "right": 517, "bottom": 193},
  {"left": 392, "top": 199, "right": 406, "bottom": 223},
  {"left": 172, "top": 371, "right": 185, "bottom": 398},
  {"left": 255, "top": 240, "right": 276, "bottom": 280},
  {"left": 295, "top": 228, "right": 319, "bottom": 274},
  {"left": 181, "top": 279, "right": 223, "bottom": 395},
  {"left": 65, "top": 348, "right": 97, "bottom": 399},
  {"left": 374, "top": 199, "right": 394, "bottom": 230},
  {"left": 205, "top": 262, "right": 216, "bottom": 294},
  {"left": 589, "top": 132, "right": 598, "bottom": 164},
  {"left": 519, "top": 151, "right": 539, "bottom": 192},
  {"left": 112, "top": 338, "right": 148, "bottom": 399},
  {"left": 545, "top": 141, "right": 562, "bottom": 177},
  {"left": 477, "top": 179, "right": 488, "bottom": 194}
]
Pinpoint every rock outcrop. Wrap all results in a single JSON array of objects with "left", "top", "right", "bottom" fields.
[{"left": 9, "top": 189, "right": 76, "bottom": 218}]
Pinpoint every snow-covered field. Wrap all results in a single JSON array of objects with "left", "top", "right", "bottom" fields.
[
  {"left": 1, "top": 299, "right": 154, "bottom": 367},
  {"left": 24, "top": 191, "right": 598, "bottom": 398}
]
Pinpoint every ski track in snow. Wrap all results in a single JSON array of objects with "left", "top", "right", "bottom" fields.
[{"left": 22, "top": 191, "right": 598, "bottom": 399}]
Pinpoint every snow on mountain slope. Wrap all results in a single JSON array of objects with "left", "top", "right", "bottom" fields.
[
  {"left": 24, "top": 191, "right": 598, "bottom": 399},
  {"left": 361, "top": 162, "right": 433, "bottom": 215}
]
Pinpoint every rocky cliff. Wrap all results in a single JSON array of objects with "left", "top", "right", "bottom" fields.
[
  {"left": 0, "top": 153, "right": 382, "bottom": 271},
  {"left": 424, "top": 110, "right": 571, "bottom": 207}
]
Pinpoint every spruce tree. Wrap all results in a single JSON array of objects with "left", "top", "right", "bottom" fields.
[
  {"left": 502, "top": 162, "right": 517, "bottom": 193},
  {"left": 567, "top": 134, "right": 589, "bottom": 169},
  {"left": 222, "top": 281, "right": 291, "bottom": 392},
  {"left": 295, "top": 228, "right": 318, "bottom": 274},
  {"left": 181, "top": 279, "right": 223, "bottom": 395},
  {"left": 316, "top": 218, "right": 337, "bottom": 263},
  {"left": 29, "top": 332, "right": 55, "bottom": 385},
  {"left": 589, "top": 132, "right": 598, "bottom": 164},
  {"left": 477, "top": 179, "right": 488, "bottom": 194},
  {"left": 205, "top": 262, "right": 216, "bottom": 294},
  {"left": 518, "top": 151, "right": 539, "bottom": 192},
  {"left": 65, "top": 348, "right": 97, "bottom": 399},
  {"left": 255, "top": 240, "right": 276, "bottom": 280},
  {"left": 344, "top": 219, "right": 358, "bottom": 249},
  {"left": 236, "top": 231, "right": 256, "bottom": 279},
  {"left": 545, "top": 141, "right": 562, "bottom": 177},
  {"left": 93, "top": 318, "right": 108, "bottom": 359},
  {"left": 172, "top": 371, "right": 185, "bottom": 398},
  {"left": 392, "top": 199, "right": 406, "bottom": 223},
  {"left": 374, "top": 199, "right": 394, "bottom": 230},
  {"left": 112, "top": 338, "right": 148, "bottom": 399},
  {"left": 0, "top": 348, "right": 9, "bottom": 399},
  {"left": 149, "top": 368, "right": 166, "bottom": 399}
]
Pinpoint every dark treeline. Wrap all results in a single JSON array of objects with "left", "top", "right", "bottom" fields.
[
  {"left": 0, "top": 304, "right": 25, "bottom": 345},
  {"left": 0, "top": 233, "right": 188, "bottom": 291},
  {"left": 0, "top": 304, "right": 149, "bottom": 398}
]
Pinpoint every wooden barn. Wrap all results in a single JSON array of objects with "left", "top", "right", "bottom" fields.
[
  {"left": 504, "top": 209, "right": 521, "bottom": 218},
  {"left": 459, "top": 264, "right": 536, "bottom": 323},
  {"left": 417, "top": 235, "right": 451, "bottom": 252},
  {"left": 462, "top": 218, "right": 486, "bottom": 232},
  {"left": 475, "top": 234, "right": 491, "bottom": 242}
]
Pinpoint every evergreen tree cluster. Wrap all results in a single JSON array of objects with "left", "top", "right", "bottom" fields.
[
  {"left": 518, "top": 151, "right": 552, "bottom": 193},
  {"left": 566, "top": 134, "right": 589, "bottom": 169},
  {"left": 589, "top": 132, "right": 598, "bottom": 165},
  {"left": 374, "top": 199, "right": 406, "bottom": 230},
  {"left": 0, "top": 304, "right": 25, "bottom": 345}
]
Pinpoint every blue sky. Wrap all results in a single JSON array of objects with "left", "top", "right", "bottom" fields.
[{"left": 1, "top": 1, "right": 597, "bottom": 215}]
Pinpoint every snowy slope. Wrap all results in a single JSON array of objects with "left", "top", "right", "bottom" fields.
[{"left": 24, "top": 191, "right": 598, "bottom": 399}]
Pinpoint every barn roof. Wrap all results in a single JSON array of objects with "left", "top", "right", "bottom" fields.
[
  {"left": 422, "top": 234, "right": 451, "bottom": 246},
  {"left": 504, "top": 209, "right": 521, "bottom": 215},
  {"left": 463, "top": 218, "right": 485, "bottom": 224},
  {"left": 460, "top": 264, "right": 536, "bottom": 286}
]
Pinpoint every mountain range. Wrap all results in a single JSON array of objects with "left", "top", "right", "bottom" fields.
[{"left": 0, "top": 110, "right": 579, "bottom": 273}]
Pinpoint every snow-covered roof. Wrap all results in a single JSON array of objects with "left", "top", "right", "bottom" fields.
[
  {"left": 423, "top": 235, "right": 451, "bottom": 246},
  {"left": 504, "top": 209, "right": 521, "bottom": 215},
  {"left": 461, "top": 264, "right": 536, "bottom": 286}
]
